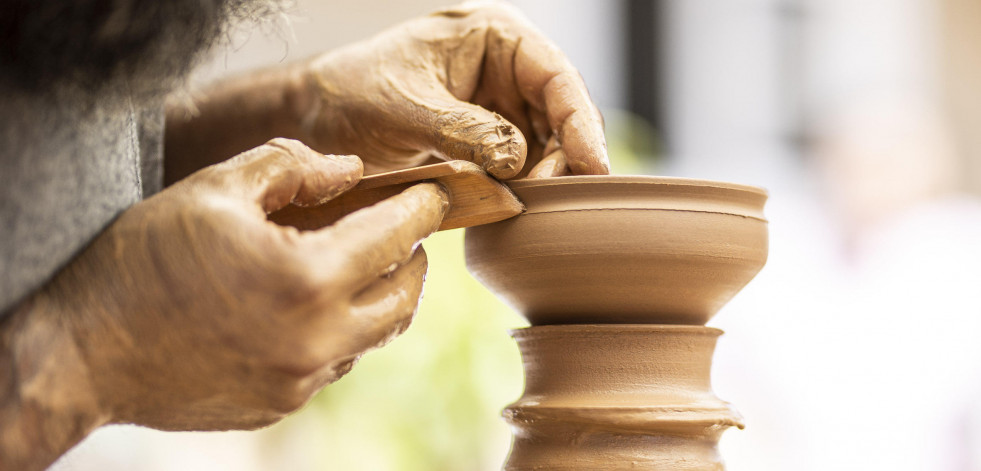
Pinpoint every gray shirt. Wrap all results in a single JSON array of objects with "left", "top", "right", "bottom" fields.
[{"left": 0, "top": 84, "right": 164, "bottom": 316}]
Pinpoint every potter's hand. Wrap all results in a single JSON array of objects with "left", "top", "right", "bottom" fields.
[
  {"left": 0, "top": 139, "right": 446, "bottom": 470},
  {"left": 296, "top": 1, "right": 609, "bottom": 179},
  {"left": 73, "top": 138, "right": 447, "bottom": 429}
]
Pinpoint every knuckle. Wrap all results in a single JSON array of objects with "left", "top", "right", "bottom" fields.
[
  {"left": 268, "top": 340, "right": 332, "bottom": 380},
  {"left": 371, "top": 309, "right": 417, "bottom": 350},
  {"left": 241, "top": 361, "right": 317, "bottom": 415},
  {"left": 275, "top": 356, "right": 322, "bottom": 381},
  {"left": 285, "top": 284, "right": 337, "bottom": 322},
  {"left": 394, "top": 245, "right": 415, "bottom": 266},
  {"left": 379, "top": 285, "right": 422, "bottom": 323},
  {"left": 395, "top": 300, "right": 420, "bottom": 327},
  {"left": 244, "top": 264, "right": 338, "bottom": 322},
  {"left": 264, "top": 137, "right": 305, "bottom": 151},
  {"left": 290, "top": 253, "right": 345, "bottom": 297},
  {"left": 282, "top": 268, "right": 322, "bottom": 302},
  {"left": 330, "top": 355, "right": 360, "bottom": 379},
  {"left": 261, "top": 138, "right": 312, "bottom": 163},
  {"left": 268, "top": 383, "right": 312, "bottom": 414},
  {"left": 390, "top": 317, "right": 413, "bottom": 340}
]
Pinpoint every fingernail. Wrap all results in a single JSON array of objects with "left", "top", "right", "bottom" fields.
[
  {"left": 475, "top": 119, "right": 525, "bottom": 178},
  {"left": 324, "top": 178, "right": 352, "bottom": 199},
  {"left": 490, "top": 151, "right": 519, "bottom": 172},
  {"left": 435, "top": 184, "right": 450, "bottom": 209},
  {"left": 597, "top": 146, "right": 612, "bottom": 174},
  {"left": 527, "top": 162, "right": 554, "bottom": 179}
]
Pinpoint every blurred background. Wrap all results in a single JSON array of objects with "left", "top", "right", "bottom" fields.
[{"left": 53, "top": 0, "right": 981, "bottom": 469}]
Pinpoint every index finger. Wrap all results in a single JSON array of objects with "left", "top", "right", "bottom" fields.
[
  {"left": 510, "top": 21, "right": 610, "bottom": 175},
  {"left": 301, "top": 183, "right": 449, "bottom": 289}
]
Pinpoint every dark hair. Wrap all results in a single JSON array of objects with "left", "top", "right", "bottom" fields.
[{"left": 0, "top": 0, "right": 229, "bottom": 94}]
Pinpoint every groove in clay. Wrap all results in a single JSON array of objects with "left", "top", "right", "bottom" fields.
[{"left": 506, "top": 176, "right": 767, "bottom": 221}]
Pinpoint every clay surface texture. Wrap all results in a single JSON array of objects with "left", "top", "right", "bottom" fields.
[
  {"left": 464, "top": 175, "right": 768, "bottom": 470},
  {"left": 506, "top": 326, "right": 740, "bottom": 470},
  {"left": 466, "top": 176, "right": 768, "bottom": 325}
]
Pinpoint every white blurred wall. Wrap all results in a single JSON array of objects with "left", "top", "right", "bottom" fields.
[
  {"left": 660, "top": 0, "right": 797, "bottom": 188},
  {"left": 686, "top": 1, "right": 981, "bottom": 471},
  {"left": 509, "top": 0, "right": 625, "bottom": 110}
]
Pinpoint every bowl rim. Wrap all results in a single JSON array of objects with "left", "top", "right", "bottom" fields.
[
  {"left": 506, "top": 175, "right": 768, "bottom": 197},
  {"left": 501, "top": 175, "right": 768, "bottom": 221}
]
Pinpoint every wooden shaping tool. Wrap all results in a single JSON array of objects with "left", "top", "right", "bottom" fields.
[{"left": 270, "top": 160, "right": 525, "bottom": 232}]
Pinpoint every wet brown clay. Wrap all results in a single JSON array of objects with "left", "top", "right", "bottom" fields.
[
  {"left": 463, "top": 176, "right": 768, "bottom": 470},
  {"left": 504, "top": 325, "right": 741, "bottom": 470},
  {"left": 465, "top": 176, "right": 768, "bottom": 325}
]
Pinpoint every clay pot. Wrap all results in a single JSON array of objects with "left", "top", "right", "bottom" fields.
[
  {"left": 503, "top": 325, "right": 740, "bottom": 470},
  {"left": 465, "top": 176, "right": 768, "bottom": 325}
]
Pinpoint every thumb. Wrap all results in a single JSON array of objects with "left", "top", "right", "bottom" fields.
[{"left": 409, "top": 93, "right": 528, "bottom": 179}]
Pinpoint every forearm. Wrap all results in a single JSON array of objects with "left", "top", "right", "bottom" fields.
[
  {"left": 0, "top": 296, "right": 108, "bottom": 471},
  {"left": 164, "top": 62, "right": 315, "bottom": 185}
]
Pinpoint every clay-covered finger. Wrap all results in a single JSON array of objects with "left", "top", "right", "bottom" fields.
[
  {"left": 289, "top": 248, "right": 428, "bottom": 395},
  {"left": 305, "top": 183, "right": 448, "bottom": 288},
  {"left": 527, "top": 148, "right": 570, "bottom": 179},
  {"left": 512, "top": 33, "right": 610, "bottom": 176},
  {"left": 210, "top": 138, "right": 363, "bottom": 212},
  {"left": 410, "top": 95, "right": 528, "bottom": 179},
  {"left": 542, "top": 134, "right": 562, "bottom": 158},
  {"left": 347, "top": 247, "right": 428, "bottom": 352},
  {"left": 466, "top": 25, "right": 540, "bottom": 160},
  {"left": 520, "top": 134, "right": 563, "bottom": 179}
]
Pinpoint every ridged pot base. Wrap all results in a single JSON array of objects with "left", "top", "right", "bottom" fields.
[{"left": 503, "top": 325, "right": 741, "bottom": 470}]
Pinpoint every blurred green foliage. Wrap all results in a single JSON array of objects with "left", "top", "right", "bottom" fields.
[{"left": 603, "top": 109, "right": 662, "bottom": 175}]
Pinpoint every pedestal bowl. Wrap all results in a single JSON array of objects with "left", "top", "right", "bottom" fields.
[{"left": 464, "top": 176, "right": 768, "bottom": 325}]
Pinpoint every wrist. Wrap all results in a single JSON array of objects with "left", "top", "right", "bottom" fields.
[{"left": 0, "top": 295, "right": 109, "bottom": 470}]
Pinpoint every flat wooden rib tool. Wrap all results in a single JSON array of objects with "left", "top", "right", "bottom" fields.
[{"left": 269, "top": 160, "right": 525, "bottom": 231}]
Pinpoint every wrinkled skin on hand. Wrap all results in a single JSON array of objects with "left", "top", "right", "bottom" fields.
[
  {"left": 46, "top": 138, "right": 448, "bottom": 431},
  {"left": 298, "top": 1, "right": 610, "bottom": 179}
]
